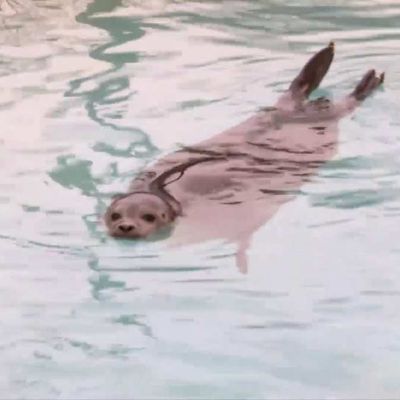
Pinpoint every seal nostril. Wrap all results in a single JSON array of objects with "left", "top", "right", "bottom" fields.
[{"left": 118, "top": 224, "right": 134, "bottom": 233}]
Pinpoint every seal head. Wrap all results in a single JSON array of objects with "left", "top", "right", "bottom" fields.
[
  {"left": 104, "top": 191, "right": 176, "bottom": 239},
  {"left": 104, "top": 156, "right": 222, "bottom": 239}
]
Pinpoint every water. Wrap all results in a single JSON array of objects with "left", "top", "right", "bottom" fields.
[{"left": 0, "top": 0, "right": 400, "bottom": 398}]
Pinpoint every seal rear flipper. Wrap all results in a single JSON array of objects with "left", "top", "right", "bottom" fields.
[
  {"left": 351, "top": 69, "right": 384, "bottom": 101},
  {"left": 289, "top": 42, "right": 335, "bottom": 101},
  {"left": 334, "top": 69, "right": 384, "bottom": 118}
]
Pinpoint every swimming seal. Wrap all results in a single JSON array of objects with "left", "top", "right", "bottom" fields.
[{"left": 104, "top": 42, "right": 384, "bottom": 271}]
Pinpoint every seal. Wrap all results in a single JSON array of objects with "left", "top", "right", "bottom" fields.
[{"left": 104, "top": 42, "right": 384, "bottom": 271}]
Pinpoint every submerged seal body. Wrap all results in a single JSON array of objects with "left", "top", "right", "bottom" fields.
[{"left": 104, "top": 43, "right": 384, "bottom": 271}]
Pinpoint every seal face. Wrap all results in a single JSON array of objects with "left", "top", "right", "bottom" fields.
[{"left": 104, "top": 192, "right": 174, "bottom": 238}]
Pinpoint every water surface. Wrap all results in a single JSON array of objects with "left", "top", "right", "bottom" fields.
[{"left": 1, "top": 0, "right": 400, "bottom": 398}]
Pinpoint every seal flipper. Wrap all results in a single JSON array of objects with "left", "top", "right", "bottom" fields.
[
  {"left": 149, "top": 156, "right": 225, "bottom": 217},
  {"left": 236, "top": 236, "right": 250, "bottom": 274},
  {"left": 334, "top": 69, "right": 384, "bottom": 118},
  {"left": 351, "top": 69, "right": 384, "bottom": 101},
  {"left": 289, "top": 42, "right": 335, "bottom": 101}
]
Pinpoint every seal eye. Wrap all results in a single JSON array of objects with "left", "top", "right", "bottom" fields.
[
  {"left": 142, "top": 213, "right": 156, "bottom": 223},
  {"left": 111, "top": 212, "right": 121, "bottom": 221}
]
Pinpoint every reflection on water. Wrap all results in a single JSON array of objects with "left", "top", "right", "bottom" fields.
[{"left": 1, "top": 0, "right": 400, "bottom": 398}]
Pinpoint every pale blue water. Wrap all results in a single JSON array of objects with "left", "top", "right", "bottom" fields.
[{"left": 1, "top": 0, "right": 400, "bottom": 398}]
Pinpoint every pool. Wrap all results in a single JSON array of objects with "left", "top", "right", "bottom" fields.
[{"left": 1, "top": 0, "right": 399, "bottom": 398}]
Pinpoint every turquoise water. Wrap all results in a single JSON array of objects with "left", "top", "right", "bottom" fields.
[{"left": 1, "top": 0, "right": 400, "bottom": 398}]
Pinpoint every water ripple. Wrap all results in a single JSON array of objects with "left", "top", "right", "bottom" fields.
[{"left": 1, "top": 0, "right": 400, "bottom": 398}]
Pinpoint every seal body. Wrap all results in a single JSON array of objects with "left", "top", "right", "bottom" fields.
[{"left": 104, "top": 43, "right": 384, "bottom": 272}]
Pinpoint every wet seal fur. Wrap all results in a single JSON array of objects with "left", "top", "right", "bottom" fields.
[{"left": 104, "top": 42, "right": 384, "bottom": 272}]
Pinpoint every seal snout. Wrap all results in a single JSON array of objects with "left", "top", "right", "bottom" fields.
[{"left": 118, "top": 223, "right": 135, "bottom": 233}]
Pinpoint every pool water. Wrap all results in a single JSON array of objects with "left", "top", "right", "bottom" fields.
[{"left": 1, "top": 0, "right": 400, "bottom": 398}]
